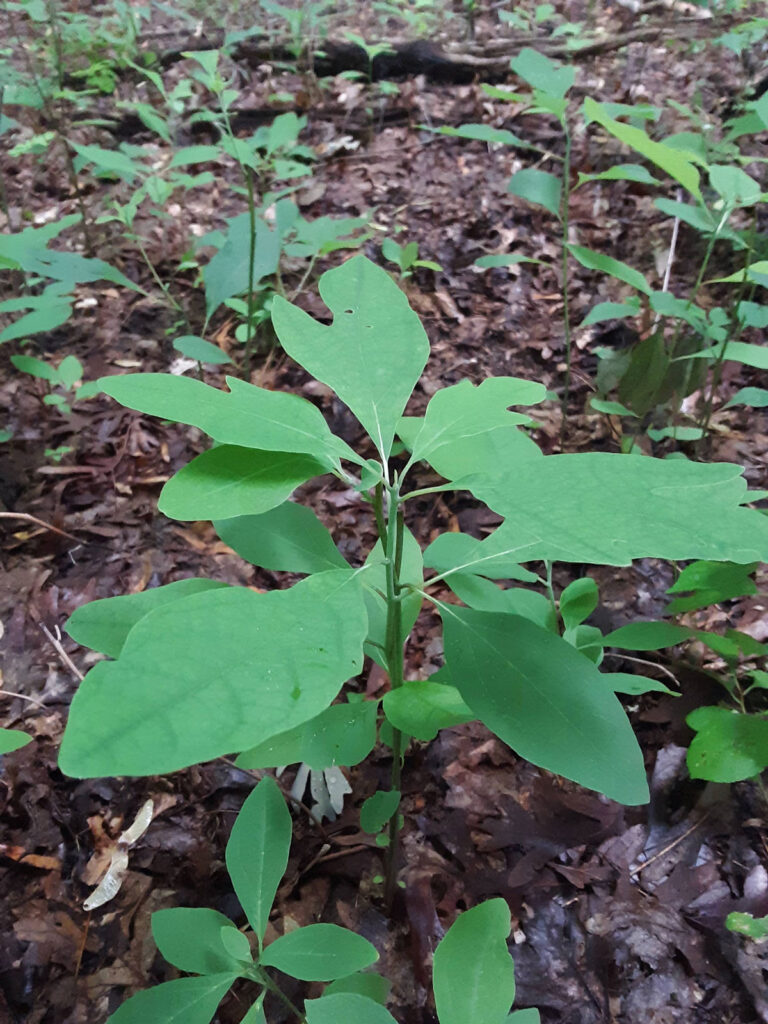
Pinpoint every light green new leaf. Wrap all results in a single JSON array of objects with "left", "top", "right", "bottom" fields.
[
  {"left": 407, "top": 378, "right": 545, "bottom": 470},
  {"left": 583, "top": 98, "right": 701, "bottom": 201},
  {"left": 226, "top": 777, "right": 291, "bottom": 944},
  {"left": 568, "top": 245, "right": 652, "bottom": 296},
  {"left": 710, "top": 261, "right": 768, "bottom": 286},
  {"left": 271, "top": 256, "right": 429, "bottom": 460},
  {"left": 58, "top": 571, "right": 368, "bottom": 777},
  {"left": 236, "top": 701, "right": 377, "bottom": 770},
  {"left": 151, "top": 908, "right": 247, "bottom": 975},
  {"left": 360, "top": 790, "right": 401, "bottom": 834},
  {"left": 99, "top": 373, "right": 360, "bottom": 468},
  {"left": 559, "top": 577, "right": 598, "bottom": 631},
  {"left": 469, "top": 454, "right": 768, "bottom": 565},
  {"left": 0, "top": 301, "right": 73, "bottom": 343},
  {"left": 173, "top": 336, "right": 231, "bottom": 364},
  {"left": 0, "top": 728, "right": 32, "bottom": 754},
  {"left": 724, "top": 387, "right": 768, "bottom": 409},
  {"left": 11, "top": 354, "right": 60, "bottom": 382},
  {"left": 509, "top": 169, "right": 562, "bottom": 219},
  {"left": 105, "top": 974, "right": 235, "bottom": 1024},
  {"left": 260, "top": 925, "right": 378, "bottom": 981},
  {"left": 446, "top": 574, "right": 556, "bottom": 631},
  {"left": 305, "top": 994, "right": 398, "bottom": 1024},
  {"left": 710, "top": 164, "right": 762, "bottom": 207},
  {"left": 686, "top": 342, "right": 768, "bottom": 370},
  {"left": 441, "top": 608, "right": 649, "bottom": 804},
  {"left": 581, "top": 301, "right": 641, "bottom": 327},
  {"left": 511, "top": 47, "right": 574, "bottom": 99},
  {"left": 66, "top": 578, "right": 229, "bottom": 658},
  {"left": 214, "top": 502, "right": 348, "bottom": 574},
  {"left": 159, "top": 446, "right": 326, "bottom": 521},
  {"left": 433, "top": 899, "right": 516, "bottom": 1024},
  {"left": 382, "top": 680, "right": 474, "bottom": 741},
  {"left": 434, "top": 123, "right": 532, "bottom": 149},
  {"left": 687, "top": 707, "right": 768, "bottom": 782},
  {"left": 576, "top": 164, "right": 660, "bottom": 187},
  {"left": 726, "top": 912, "right": 768, "bottom": 940}
]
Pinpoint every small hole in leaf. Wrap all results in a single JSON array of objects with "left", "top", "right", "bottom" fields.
[{"left": 344, "top": 308, "right": 354, "bottom": 314}]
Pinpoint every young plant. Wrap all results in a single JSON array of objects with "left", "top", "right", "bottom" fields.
[
  {"left": 10, "top": 352, "right": 87, "bottom": 414},
  {"left": 59, "top": 257, "right": 768, "bottom": 916},
  {"left": 103, "top": 776, "right": 537, "bottom": 1023},
  {"left": 381, "top": 237, "right": 442, "bottom": 279}
]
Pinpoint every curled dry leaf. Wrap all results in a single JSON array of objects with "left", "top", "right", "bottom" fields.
[{"left": 83, "top": 799, "right": 153, "bottom": 912}]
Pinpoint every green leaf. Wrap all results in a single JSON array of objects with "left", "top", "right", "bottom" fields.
[
  {"left": 686, "top": 707, "right": 768, "bottom": 782},
  {"left": 99, "top": 374, "right": 360, "bottom": 469},
  {"left": 576, "top": 164, "right": 660, "bottom": 186},
  {"left": 581, "top": 301, "right": 641, "bottom": 327},
  {"left": 203, "top": 213, "right": 281, "bottom": 317},
  {"left": 0, "top": 728, "right": 32, "bottom": 754},
  {"left": 604, "top": 621, "right": 692, "bottom": 650},
  {"left": 173, "top": 336, "right": 232, "bottom": 364},
  {"left": 726, "top": 912, "right": 768, "bottom": 940},
  {"left": 260, "top": 925, "right": 378, "bottom": 981},
  {"left": 271, "top": 255, "right": 429, "bottom": 460},
  {"left": 442, "top": 608, "right": 649, "bottom": 804},
  {"left": 508, "top": 1011, "right": 541, "bottom": 1023},
  {"left": 151, "top": 908, "right": 247, "bottom": 975},
  {"left": 665, "top": 560, "right": 756, "bottom": 614},
  {"left": 325, "top": 972, "right": 391, "bottom": 1004},
  {"left": 646, "top": 426, "right": 703, "bottom": 442},
  {"left": 382, "top": 679, "right": 474, "bottom": 741},
  {"left": 1, "top": 302, "right": 73, "bottom": 343},
  {"left": 508, "top": 169, "right": 562, "bottom": 219},
  {"left": 407, "top": 378, "right": 545, "bottom": 470},
  {"left": 11, "top": 354, "right": 59, "bottom": 381},
  {"left": 559, "top": 578, "right": 598, "bottom": 631},
  {"left": 219, "top": 926, "right": 253, "bottom": 962},
  {"left": 463, "top": 454, "right": 768, "bottom": 565},
  {"left": 59, "top": 571, "right": 368, "bottom": 777},
  {"left": 583, "top": 98, "right": 702, "bottom": 201},
  {"left": 686, "top": 342, "right": 768, "bottom": 370},
  {"left": 709, "top": 164, "right": 761, "bottom": 207},
  {"left": 446, "top": 574, "right": 556, "bottom": 631},
  {"left": 159, "top": 446, "right": 326, "bottom": 521},
  {"left": 433, "top": 123, "right": 532, "bottom": 149},
  {"left": 568, "top": 245, "right": 652, "bottom": 296},
  {"left": 170, "top": 146, "right": 222, "bottom": 167},
  {"left": 653, "top": 198, "right": 716, "bottom": 235},
  {"left": 215, "top": 502, "right": 348, "bottom": 574},
  {"left": 603, "top": 673, "right": 677, "bottom": 696},
  {"left": 510, "top": 47, "right": 574, "bottom": 99},
  {"left": 105, "top": 974, "right": 235, "bottom": 1024},
  {"left": 475, "top": 253, "right": 542, "bottom": 269},
  {"left": 360, "top": 790, "right": 400, "bottom": 834},
  {"left": 424, "top": 534, "right": 539, "bottom": 583},
  {"left": 433, "top": 899, "right": 516, "bottom": 1024},
  {"left": 226, "top": 777, "right": 291, "bottom": 944},
  {"left": 57, "top": 355, "right": 83, "bottom": 389},
  {"left": 724, "top": 387, "right": 768, "bottom": 409},
  {"left": 66, "top": 579, "right": 228, "bottom": 658},
  {"left": 589, "top": 398, "right": 638, "bottom": 417},
  {"left": 70, "top": 142, "right": 143, "bottom": 183},
  {"left": 305, "top": 993, "right": 398, "bottom": 1024},
  {"left": 236, "top": 701, "right": 377, "bottom": 770},
  {"left": 710, "top": 261, "right": 768, "bottom": 286}
]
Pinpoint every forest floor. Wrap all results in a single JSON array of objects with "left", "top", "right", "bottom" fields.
[{"left": 1, "top": 1, "right": 768, "bottom": 1022}]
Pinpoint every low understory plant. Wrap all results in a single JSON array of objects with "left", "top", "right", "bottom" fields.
[
  {"left": 59, "top": 256, "right": 768, "bottom": 1017},
  {"left": 105, "top": 776, "right": 536, "bottom": 1023}
]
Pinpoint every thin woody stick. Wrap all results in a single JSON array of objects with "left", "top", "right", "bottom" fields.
[{"left": 0, "top": 512, "right": 81, "bottom": 543}]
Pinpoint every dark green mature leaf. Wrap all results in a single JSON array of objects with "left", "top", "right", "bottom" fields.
[
  {"left": 305, "top": 994, "right": 398, "bottom": 1024},
  {"left": 271, "top": 256, "right": 429, "bottom": 460},
  {"left": 106, "top": 974, "right": 235, "bottom": 1024},
  {"left": 227, "top": 777, "right": 291, "bottom": 944},
  {"left": 406, "top": 378, "right": 545, "bottom": 470},
  {"left": 442, "top": 608, "right": 649, "bottom": 804},
  {"left": 59, "top": 571, "right": 368, "bottom": 777},
  {"left": 151, "top": 909, "right": 247, "bottom": 975},
  {"left": 260, "top": 925, "right": 378, "bottom": 980},
  {"left": 0, "top": 728, "right": 32, "bottom": 754},
  {"left": 559, "top": 578, "right": 598, "bottom": 631},
  {"left": 687, "top": 708, "right": 768, "bottom": 782},
  {"left": 215, "top": 501, "right": 348, "bottom": 573},
  {"left": 465, "top": 454, "right": 768, "bottom": 566},
  {"left": 433, "top": 899, "right": 515, "bottom": 1024},
  {"left": 159, "top": 447, "right": 326, "bottom": 521},
  {"left": 66, "top": 579, "right": 228, "bottom": 658},
  {"left": 237, "top": 701, "right": 377, "bottom": 770},
  {"left": 382, "top": 680, "right": 474, "bottom": 741},
  {"left": 99, "top": 374, "right": 361, "bottom": 469}
]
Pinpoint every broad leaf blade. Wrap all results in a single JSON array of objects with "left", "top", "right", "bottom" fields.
[
  {"left": 226, "top": 777, "right": 291, "bottom": 944},
  {"left": 99, "top": 373, "right": 361, "bottom": 468},
  {"left": 0, "top": 728, "right": 32, "bottom": 754},
  {"left": 105, "top": 974, "right": 235, "bottom": 1024},
  {"left": 159, "top": 447, "right": 326, "bottom": 521},
  {"left": 214, "top": 502, "right": 348, "bottom": 574},
  {"left": 433, "top": 899, "right": 515, "bottom": 1024},
  {"left": 59, "top": 571, "right": 368, "bottom": 777},
  {"left": 382, "top": 680, "right": 474, "bottom": 741},
  {"left": 441, "top": 608, "right": 649, "bottom": 804},
  {"left": 272, "top": 256, "right": 429, "bottom": 460},
  {"left": 66, "top": 579, "right": 228, "bottom": 658},
  {"left": 305, "top": 993, "right": 398, "bottom": 1024},
  {"left": 151, "top": 908, "right": 247, "bottom": 975},
  {"left": 260, "top": 924, "right": 378, "bottom": 981},
  {"left": 686, "top": 707, "right": 768, "bottom": 782}
]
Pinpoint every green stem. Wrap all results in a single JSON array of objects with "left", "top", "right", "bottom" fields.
[
  {"left": 559, "top": 123, "right": 572, "bottom": 450},
  {"left": 255, "top": 968, "right": 306, "bottom": 1023},
  {"left": 380, "top": 483, "right": 405, "bottom": 909},
  {"left": 244, "top": 165, "right": 258, "bottom": 380}
]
